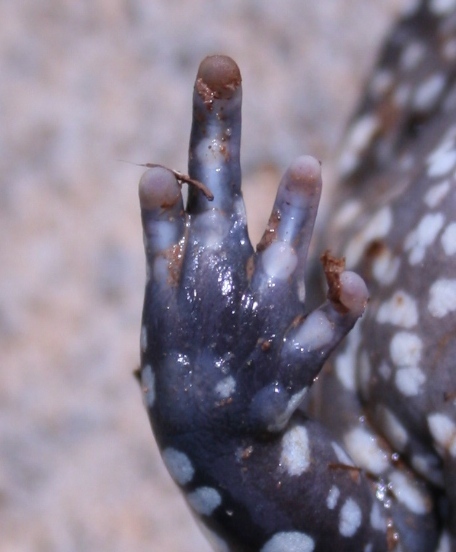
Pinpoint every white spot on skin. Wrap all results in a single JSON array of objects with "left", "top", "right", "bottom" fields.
[
  {"left": 400, "top": 42, "right": 425, "bottom": 71},
  {"left": 379, "top": 362, "right": 392, "bottom": 381},
  {"left": 141, "top": 365, "right": 156, "bottom": 409},
  {"left": 435, "top": 531, "right": 452, "bottom": 552},
  {"left": 424, "top": 180, "right": 450, "bottom": 208},
  {"left": 332, "top": 442, "right": 355, "bottom": 467},
  {"left": 335, "top": 323, "right": 361, "bottom": 392},
  {"left": 427, "top": 128, "right": 456, "bottom": 178},
  {"left": 162, "top": 448, "right": 195, "bottom": 485},
  {"left": 441, "top": 222, "right": 456, "bottom": 255},
  {"left": 430, "top": 0, "right": 456, "bottom": 15},
  {"left": 187, "top": 487, "right": 222, "bottom": 516},
  {"left": 293, "top": 310, "right": 334, "bottom": 352},
  {"left": 345, "top": 207, "right": 393, "bottom": 268},
  {"left": 344, "top": 427, "right": 389, "bottom": 475},
  {"left": 339, "top": 115, "right": 379, "bottom": 176},
  {"left": 404, "top": 212, "right": 445, "bottom": 265},
  {"left": 140, "top": 325, "right": 148, "bottom": 352},
  {"left": 193, "top": 210, "right": 230, "bottom": 248},
  {"left": 376, "top": 290, "right": 418, "bottom": 329},
  {"left": 376, "top": 406, "right": 409, "bottom": 452},
  {"left": 428, "top": 278, "right": 456, "bottom": 317},
  {"left": 395, "top": 366, "right": 426, "bottom": 396},
  {"left": 262, "top": 241, "right": 297, "bottom": 280},
  {"left": 215, "top": 376, "right": 236, "bottom": 399},
  {"left": 371, "top": 248, "right": 401, "bottom": 286},
  {"left": 389, "top": 331, "right": 422, "bottom": 369},
  {"left": 261, "top": 531, "right": 315, "bottom": 552},
  {"left": 413, "top": 74, "right": 446, "bottom": 111},
  {"left": 370, "top": 502, "right": 385, "bottom": 531},
  {"left": 280, "top": 426, "right": 311, "bottom": 476},
  {"left": 326, "top": 486, "right": 340, "bottom": 510},
  {"left": 389, "top": 471, "right": 431, "bottom": 514},
  {"left": 333, "top": 200, "right": 363, "bottom": 230},
  {"left": 339, "top": 498, "right": 362, "bottom": 537},
  {"left": 268, "top": 387, "right": 308, "bottom": 432},
  {"left": 427, "top": 412, "right": 456, "bottom": 457}
]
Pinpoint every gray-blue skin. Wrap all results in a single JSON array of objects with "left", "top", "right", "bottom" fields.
[
  {"left": 311, "top": 1, "right": 456, "bottom": 551},
  {"left": 138, "top": 2, "right": 456, "bottom": 549}
]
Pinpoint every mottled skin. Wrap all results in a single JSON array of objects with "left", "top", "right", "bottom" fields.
[
  {"left": 312, "top": 1, "right": 456, "bottom": 551},
  {"left": 138, "top": 2, "right": 456, "bottom": 551}
]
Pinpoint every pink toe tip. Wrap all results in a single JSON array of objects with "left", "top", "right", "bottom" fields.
[
  {"left": 139, "top": 167, "right": 181, "bottom": 211},
  {"left": 339, "top": 271, "right": 369, "bottom": 317}
]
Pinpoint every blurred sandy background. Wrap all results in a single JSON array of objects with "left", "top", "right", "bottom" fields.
[{"left": 1, "top": 1, "right": 406, "bottom": 551}]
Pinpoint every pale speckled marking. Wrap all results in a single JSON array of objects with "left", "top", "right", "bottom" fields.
[
  {"left": 332, "top": 442, "right": 355, "bottom": 467},
  {"left": 338, "top": 114, "right": 380, "bottom": 177},
  {"left": 441, "top": 222, "right": 456, "bottom": 255},
  {"left": 162, "top": 447, "right": 195, "bottom": 485},
  {"left": 187, "top": 486, "right": 222, "bottom": 516},
  {"left": 215, "top": 375, "right": 236, "bottom": 399},
  {"left": 404, "top": 212, "right": 445, "bottom": 265},
  {"left": 428, "top": 278, "right": 456, "bottom": 317},
  {"left": 262, "top": 241, "right": 298, "bottom": 280},
  {"left": 435, "top": 531, "right": 452, "bottom": 552},
  {"left": 141, "top": 364, "right": 156, "bottom": 409},
  {"left": 293, "top": 310, "right": 334, "bottom": 352},
  {"left": 280, "top": 425, "right": 311, "bottom": 476},
  {"left": 344, "top": 427, "right": 389, "bottom": 476},
  {"left": 389, "top": 471, "right": 431, "bottom": 515},
  {"left": 335, "top": 323, "right": 361, "bottom": 392},
  {"left": 389, "top": 331, "right": 422, "bottom": 370},
  {"left": 326, "top": 485, "right": 340, "bottom": 510},
  {"left": 260, "top": 531, "right": 315, "bottom": 552},
  {"left": 427, "top": 412, "right": 456, "bottom": 457},
  {"left": 268, "top": 387, "right": 308, "bottom": 432},
  {"left": 369, "top": 502, "right": 385, "bottom": 532},
  {"left": 430, "top": 0, "right": 456, "bottom": 16},
  {"left": 412, "top": 73, "right": 446, "bottom": 111},
  {"left": 395, "top": 366, "right": 426, "bottom": 396},
  {"left": 376, "top": 290, "right": 418, "bottom": 329},
  {"left": 333, "top": 200, "right": 363, "bottom": 230},
  {"left": 192, "top": 210, "right": 230, "bottom": 248},
  {"left": 400, "top": 41, "right": 426, "bottom": 72},
  {"left": 426, "top": 128, "right": 456, "bottom": 178},
  {"left": 371, "top": 248, "right": 401, "bottom": 286},
  {"left": 344, "top": 206, "right": 393, "bottom": 268},
  {"left": 424, "top": 180, "right": 451, "bottom": 208},
  {"left": 338, "top": 497, "right": 362, "bottom": 537},
  {"left": 378, "top": 361, "right": 392, "bottom": 381},
  {"left": 140, "top": 325, "right": 148, "bottom": 352},
  {"left": 376, "top": 405, "right": 409, "bottom": 452}
]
